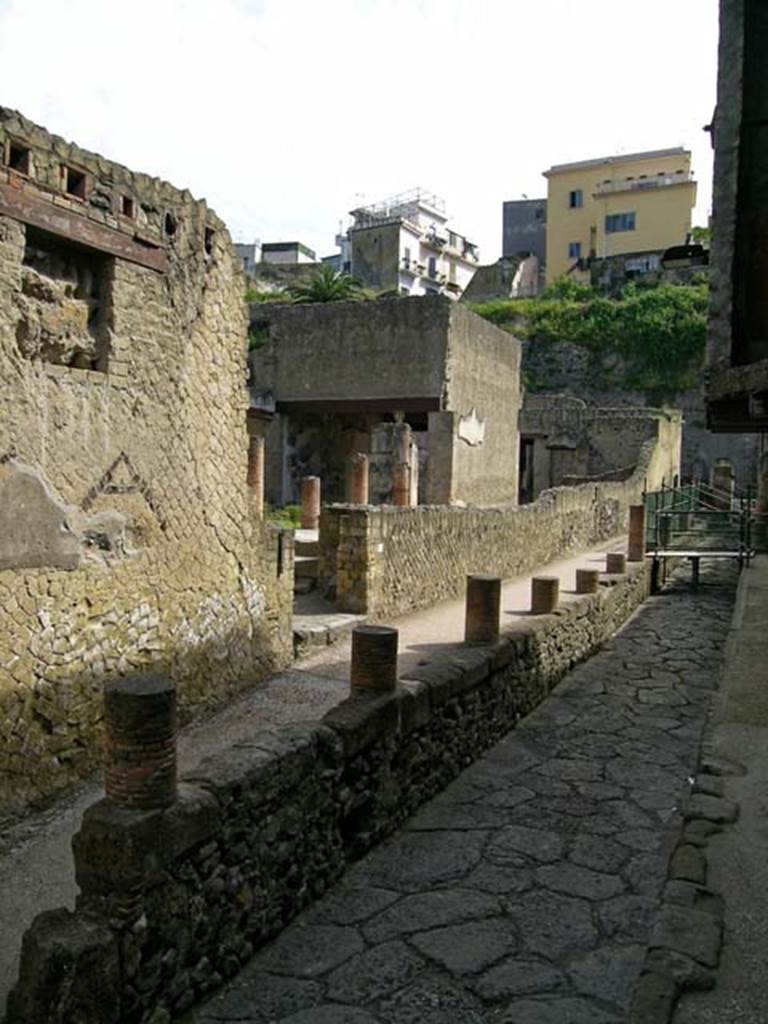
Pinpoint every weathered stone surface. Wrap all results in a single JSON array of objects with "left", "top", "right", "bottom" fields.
[
  {"left": 0, "top": 462, "right": 80, "bottom": 571},
  {"left": 362, "top": 889, "right": 500, "bottom": 944},
  {"left": 325, "top": 941, "right": 424, "bottom": 1004},
  {"left": 650, "top": 905, "right": 723, "bottom": 968},
  {"left": 506, "top": 891, "right": 597, "bottom": 959},
  {"left": 498, "top": 996, "right": 622, "bottom": 1023},
  {"left": 473, "top": 959, "right": 568, "bottom": 1001},
  {"left": 355, "top": 831, "right": 485, "bottom": 892},
  {"left": 0, "top": 108, "right": 294, "bottom": 816},
  {"left": 254, "top": 926, "right": 364, "bottom": 979},
  {"left": 410, "top": 917, "right": 518, "bottom": 975},
  {"left": 535, "top": 862, "right": 625, "bottom": 901}
]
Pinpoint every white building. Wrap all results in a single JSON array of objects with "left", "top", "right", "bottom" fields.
[{"left": 344, "top": 189, "right": 479, "bottom": 299}]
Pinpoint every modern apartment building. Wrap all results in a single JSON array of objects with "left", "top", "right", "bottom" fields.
[
  {"left": 543, "top": 148, "right": 697, "bottom": 284},
  {"left": 346, "top": 188, "right": 480, "bottom": 299}
]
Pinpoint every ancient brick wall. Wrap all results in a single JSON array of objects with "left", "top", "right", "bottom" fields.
[
  {"left": 321, "top": 439, "right": 664, "bottom": 619},
  {"left": 8, "top": 564, "right": 648, "bottom": 1024},
  {"left": 0, "top": 109, "right": 293, "bottom": 815}
]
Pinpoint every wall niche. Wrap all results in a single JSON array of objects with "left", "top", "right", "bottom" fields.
[{"left": 14, "top": 226, "right": 113, "bottom": 371}]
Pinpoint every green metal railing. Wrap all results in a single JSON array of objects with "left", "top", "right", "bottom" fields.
[{"left": 643, "top": 480, "right": 756, "bottom": 565}]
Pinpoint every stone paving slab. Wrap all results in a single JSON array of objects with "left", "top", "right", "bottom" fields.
[{"left": 188, "top": 566, "right": 737, "bottom": 1024}]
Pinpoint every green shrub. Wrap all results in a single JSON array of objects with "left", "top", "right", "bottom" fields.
[{"left": 469, "top": 281, "right": 708, "bottom": 400}]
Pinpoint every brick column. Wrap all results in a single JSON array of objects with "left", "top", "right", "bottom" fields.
[
  {"left": 628, "top": 505, "right": 646, "bottom": 562},
  {"left": 346, "top": 452, "right": 369, "bottom": 505},
  {"left": 247, "top": 433, "right": 265, "bottom": 518},
  {"left": 575, "top": 568, "right": 600, "bottom": 594},
  {"left": 300, "top": 475, "right": 321, "bottom": 530},
  {"left": 465, "top": 574, "right": 501, "bottom": 644},
  {"left": 392, "top": 464, "right": 410, "bottom": 507},
  {"left": 531, "top": 576, "right": 559, "bottom": 614},
  {"left": 350, "top": 625, "right": 398, "bottom": 695},
  {"left": 103, "top": 674, "right": 177, "bottom": 809},
  {"left": 606, "top": 552, "right": 627, "bottom": 574}
]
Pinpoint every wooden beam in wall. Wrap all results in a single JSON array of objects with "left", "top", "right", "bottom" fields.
[{"left": 0, "top": 183, "right": 167, "bottom": 272}]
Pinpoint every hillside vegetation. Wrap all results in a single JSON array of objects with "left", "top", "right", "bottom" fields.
[{"left": 468, "top": 279, "right": 709, "bottom": 401}]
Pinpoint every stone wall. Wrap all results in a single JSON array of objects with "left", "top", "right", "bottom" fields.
[
  {"left": 320, "top": 436, "right": 668, "bottom": 619},
  {"left": 521, "top": 338, "right": 759, "bottom": 489},
  {"left": 8, "top": 563, "right": 649, "bottom": 1024},
  {"left": 519, "top": 395, "right": 682, "bottom": 501},
  {"left": 0, "top": 109, "right": 293, "bottom": 815}
]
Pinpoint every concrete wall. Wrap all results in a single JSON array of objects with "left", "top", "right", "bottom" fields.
[
  {"left": 446, "top": 301, "right": 521, "bottom": 506},
  {"left": 350, "top": 222, "right": 402, "bottom": 293},
  {"left": 250, "top": 296, "right": 522, "bottom": 507},
  {"left": 250, "top": 295, "right": 450, "bottom": 404},
  {"left": 0, "top": 108, "right": 293, "bottom": 814}
]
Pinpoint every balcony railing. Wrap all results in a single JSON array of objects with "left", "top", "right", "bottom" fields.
[{"left": 593, "top": 172, "right": 694, "bottom": 197}]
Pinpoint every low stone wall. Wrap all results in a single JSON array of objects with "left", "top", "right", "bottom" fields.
[
  {"left": 320, "top": 441, "right": 659, "bottom": 618},
  {"left": 8, "top": 563, "right": 649, "bottom": 1024}
]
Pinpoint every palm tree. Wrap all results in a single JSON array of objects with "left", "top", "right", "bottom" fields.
[{"left": 288, "top": 265, "right": 366, "bottom": 304}]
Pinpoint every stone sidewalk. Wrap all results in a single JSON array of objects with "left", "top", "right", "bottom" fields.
[
  {"left": 0, "top": 537, "right": 626, "bottom": 1012},
  {"left": 188, "top": 566, "right": 737, "bottom": 1024}
]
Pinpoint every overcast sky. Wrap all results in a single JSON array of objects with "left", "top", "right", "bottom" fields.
[{"left": 0, "top": 0, "right": 718, "bottom": 263}]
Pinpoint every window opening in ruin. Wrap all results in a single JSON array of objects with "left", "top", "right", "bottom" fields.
[
  {"left": 16, "top": 227, "right": 112, "bottom": 372},
  {"left": 164, "top": 212, "right": 177, "bottom": 236},
  {"left": 7, "top": 141, "right": 31, "bottom": 175},
  {"left": 62, "top": 166, "right": 87, "bottom": 200},
  {"left": 204, "top": 227, "right": 215, "bottom": 255},
  {"left": 121, "top": 196, "right": 134, "bottom": 219}
]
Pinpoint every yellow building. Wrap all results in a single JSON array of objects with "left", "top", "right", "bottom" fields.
[{"left": 543, "top": 148, "right": 697, "bottom": 284}]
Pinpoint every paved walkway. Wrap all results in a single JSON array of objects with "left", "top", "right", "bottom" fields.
[
  {"left": 674, "top": 556, "right": 768, "bottom": 1024},
  {"left": 189, "top": 565, "right": 737, "bottom": 1024},
  {"left": 0, "top": 537, "right": 626, "bottom": 1012}
]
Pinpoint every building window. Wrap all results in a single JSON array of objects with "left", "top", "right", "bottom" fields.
[
  {"left": 568, "top": 241, "right": 581, "bottom": 260},
  {"left": 403, "top": 246, "right": 411, "bottom": 267},
  {"left": 62, "top": 165, "right": 87, "bottom": 200},
  {"left": 569, "top": 189, "right": 583, "bottom": 209},
  {"left": 6, "top": 141, "right": 31, "bottom": 175},
  {"left": 427, "top": 255, "right": 437, "bottom": 278},
  {"left": 605, "top": 212, "right": 636, "bottom": 233},
  {"left": 120, "top": 195, "right": 134, "bottom": 219}
]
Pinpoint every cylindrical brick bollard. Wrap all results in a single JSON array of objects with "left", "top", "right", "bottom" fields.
[
  {"left": 531, "top": 576, "right": 559, "bottom": 614},
  {"left": 392, "top": 463, "right": 410, "bottom": 507},
  {"left": 465, "top": 574, "right": 501, "bottom": 644},
  {"left": 300, "top": 475, "right": 321, "bottom": 529},
  {"left": 606, "top": 552, "right": 627, "bottom": 574},
  {"left": 350, "top": 625, "right": 399, "bottom": 695},
  {"left": 628, "top": 504, "right": 646, "bottom": 562},
  {"left": 346, "top": 452, "right": 369, "bottom": 505},
  {"left": 575, "top": 568, "right": 600, "bottom": 594},
  {"left": 247, "top": 434, "right": 265, "bottom": 518},
  {"left": 104, "top": 674, "right": 177, "bottom": 810}
]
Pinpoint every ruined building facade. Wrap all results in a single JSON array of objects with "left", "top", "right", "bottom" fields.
[{"left": 0, "top": 109, "right": 292, "bottom": 813}]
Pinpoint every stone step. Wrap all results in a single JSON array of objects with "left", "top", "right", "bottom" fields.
[
  {"left": 295, "top": 555, "right": 319, "bottom": 579},
  {"left": 295, "top": 539, "right": 320, "bottom": 557}
]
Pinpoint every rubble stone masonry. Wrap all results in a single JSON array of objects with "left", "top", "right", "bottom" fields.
[
  {"left": 320, "top": 434, "right": 672, "bottom": 619},
  {"left": 0, "top": 109, "right": 293, "bottom": 814}
]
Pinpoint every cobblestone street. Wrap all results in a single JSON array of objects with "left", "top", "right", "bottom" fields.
[{"left": 189, "top": 567, "right": 737, "bottom": 1024}]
